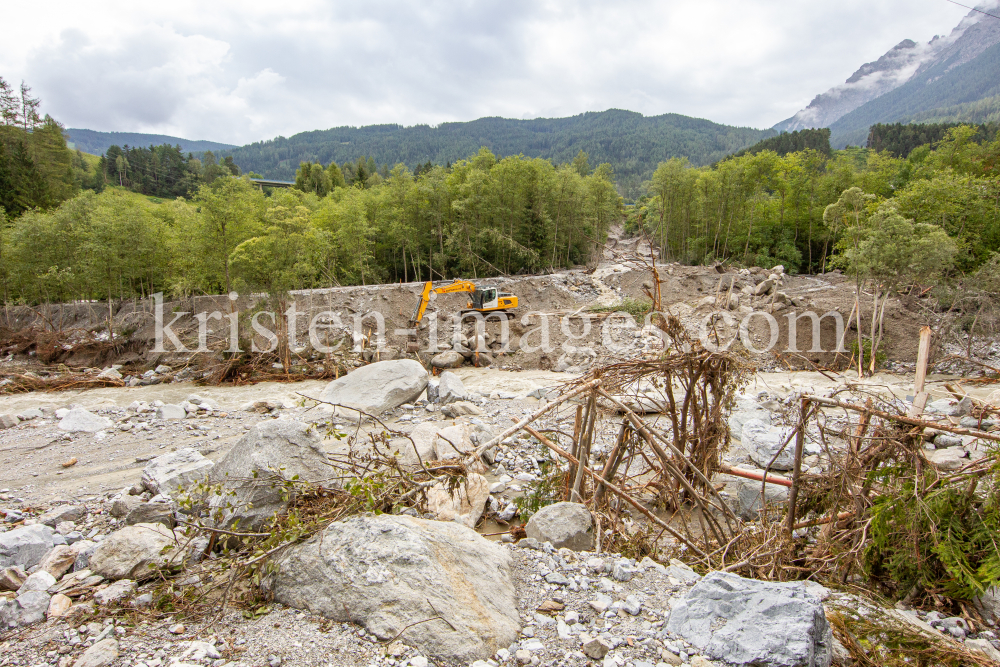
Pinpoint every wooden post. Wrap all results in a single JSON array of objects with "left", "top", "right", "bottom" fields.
[
  {"left": 785, "top": 397, "right": 809, "bottom": 535},
  {"left": 908, "top": 326, "right": 932, "bottom": 418}
]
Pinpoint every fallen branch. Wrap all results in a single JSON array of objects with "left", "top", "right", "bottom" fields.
[
  {"left": 808, "top": 396, "right": 1000, "bottom": 443},
  {"left": 513, "top": 418, "right": 712, "bottom": 562},
  {"left": 469, "top": 379, "right": 602, "bottom": 461}
]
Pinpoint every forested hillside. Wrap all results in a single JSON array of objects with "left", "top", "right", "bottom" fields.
[
  {"left": 726, "top": 128, "right": 831, "bottom": 160},
  {"left": 866, "top": 122, "right": 999, "bottom": 157},
  {"left": 221, "top": 110, "right": 775, "bottom": 201},
  {"left": 65, "top": 129, "right": 235, "bottom": 157},
  {"left": 902, "top": 94, "right": 1000, "bottom": 126},
  {"left": 634, "top": 125, "right": 1000, "bottom": 275},
  {"left": 829, "top": 40, "right": 1000, "bottom": 148}
]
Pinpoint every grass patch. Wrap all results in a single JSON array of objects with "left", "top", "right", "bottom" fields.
[{"left": 589, "top": 297, "right": 653, "bottom": 324}]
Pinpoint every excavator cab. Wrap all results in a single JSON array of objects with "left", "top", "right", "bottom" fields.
[
  {"left": 470, "top": 286, "right": 497, "bottom": 310},
  {"left": 468, "top": 285, "right": 517, "bottom": 312}
]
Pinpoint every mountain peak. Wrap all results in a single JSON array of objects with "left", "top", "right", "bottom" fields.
[{"left": 774, "top": 2, "right": 1000, "bottom": 133}]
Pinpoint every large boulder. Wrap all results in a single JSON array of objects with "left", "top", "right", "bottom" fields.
[
  {"left": 433, "top": 420, "right": 494, "bottom": 461},
  {"left": 125, "top": 501, "right": 176, "bottom": 528},
  {"left": 742, "top": 419, "right": 796, "bottom": 471},
  {"left": 728, "top": 401, "right": 773, "bottom": 441},
  {"left": 141, "top": 448, "right": 214, "bottom": 497},
  {"left": 926, "top": 447, "right": 969, "bottom": 471},
  {"left": 58, "top": 408, "right": 112, "bottom": 433},
  {"left": 666, "top": 571, "right": 832, "bottom": 667},
  {"left": 38, "top": 545, "right": 77, "bottom": 578},
  {"left": 431, "top": 350, "right": 465, "bottom": 369},
  {"left": 37, "top": 504, "right": 86, "bottom": 527},
  {"left": 208, "top": 421, "right": 333, "bottom": 531},
  {"left": 264, "top": 514, "right": 519, "bottom": 665},
  {"left": 438, "top": 371, "right": 470, "bottom": 404},
  {"left": 974, "top": 586, "right": 1000, "bottom": 625},
  {"left": 0, "top": 524, "right": 55, "bottom": 570},
  {"left": 525, "top": 502, "right": 594, "bottom": 551},
  {"left": 390, "top": 421, "right": 442, "bottom": 467},
  {"left": 72, "top": 638, "right": 119, "bottom": 667},
  {"left": 726, "top": 478, "right": 789, "bottom": 521},
  {"left": 426, "top": 473, "right": 490, "bottom": 528},
  {"left": 88, "top": 523, "right": 186, "bottom": 581},
  {"left": 0, "top": 590, "right": 50, "bottom": 628},
  {"left": 320, "top": 359, "right": 428, "bottom": 421}
]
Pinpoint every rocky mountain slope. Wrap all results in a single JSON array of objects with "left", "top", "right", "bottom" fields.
[{"left": 774, "top": 2, "right": 1000, "bottom": 146}]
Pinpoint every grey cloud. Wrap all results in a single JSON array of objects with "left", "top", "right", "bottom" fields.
[{"left": 12, "top": 0, "right": 976, "bottom": 144}]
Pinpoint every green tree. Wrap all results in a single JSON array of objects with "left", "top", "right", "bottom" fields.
[{"left": 193, "top": 177, "right": 266, "bottom": 294}]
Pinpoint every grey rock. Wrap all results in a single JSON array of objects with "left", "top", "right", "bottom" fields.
[
  {"left": 125, "top": 502, "right": 176, "bottom": 528},
  {"left": 208, "top": 421, "right": 334, "bottom": 531},
  {"left": 390, "top": 421, "right": 440, "bottom": 467},
  {"left": 525, "top": 502, "right": 594, "bottom": 551},
  {"left": 974, "top": 586, "right": 1000, "bottom": 625},
  {"left": 666, "top": 571, "right": 832, "bottom": 666},
  {"left": 966, "top": 638, "right": 1000, "bottom": 663},
  {"left": 582, "top": 637, "right": 611, "bottom": 659},
  {"left": 97, "top": 368, "right": 122, "bottom": 380},
  {"left": 72, "top": 638, "right": 119, "bottom": 667},
  {"left": 927, "top": 397, "right": 972, "bottom": 417},
  {"left": 960, "top": 416, "right": 996, "bottom": 430},
  {"left": 613, "top": 559, "right": 641, "bottom": 582},
  {"left": 16, "top": 408, "right": 42, "bottom": 421},
  {"left": 93, "top": 579, "right": 137, "bottom": 605},
  {"left": 471, "top": 351, "right": 492, "bottom": 367},
  {"left": 17, "top": 570, "right": 55, "bottom": 593},
  {"left": 742, "top": 419, "right": 796, "bottom": 470},
  {"left": 545, "top": 572, "right": 570, "bottom": 586},
  {"left": 320, "top": 359, "right": 428, "bottom": 421},
  {"left": 0, "top": 524, "right": 55, "bottom": 570},
  {"left": 425, "top": 380, "right": 440, "bottom": 403},
  {"left": 110, "top": 496, "right": 142, "bottom": 518},
  {"left": 37, "top": 545, "right": 76, "bottom": 578},
  {"left": 0, "top": 566, "right": 27, "bottom": 591},
  {"left": 728, "top": 403, "right": 773, "bottom": 441},
  {"left": 0, "top": 414, "right": 18, "bottom": 429},
  {"left": 926, "top": 447, "right": 968, "bottom": 471},
  {"left": 622, "top": 595, "right": 642, "bottom": 615},
  {"left": 425, "top": 473, "right": 490, "bottom": 528},
  {"left": 933, "top": 434, "right": 963, "bottom": 448},
  {"left": 88, "top": 523, "right": 186, "bottom": 581},
  {"left": 433, "top": 421, "right": 494, "bottom": 461},
  {"left": 729, "top": 479, "right": 789, "bottom": 521},
  {"left": 58, "top": 408, "right": 111, "bottom": 433},
  {"left": 0, "top": 590, "right": 50, "bottom": 627},
  {"left": 438, "top": 371, "right": 470, "bottom": 404},
  {"left": 664, "top": 560, "right": 702, "bottom": 584},
  {"left": 754, "top": 279, "right": 775, "bottom": 296},
  {"left": 142, "top": 448, "right": 214, "bottom": 497},
  {"left": 264, "top": 514, "right": 519, "bottom": 665},
  {"left": 71, "top": 540, "right": 98, "bottom": 571},
  {"left": 38, "top": 504, "right": 86, "bottom": 527},
  {"left": 441, "top": 401, "right": 483, "bottom": 418},
  {"left": 155, "top": 404, "right": 187, "bottom": 420},
  {"left": 431, "top": 350, "right": 465, "bottom": 369}
]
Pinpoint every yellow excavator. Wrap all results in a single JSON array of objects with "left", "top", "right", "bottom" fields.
[{"left": 409, "top": 279, "right": 518, "bottom": 326}]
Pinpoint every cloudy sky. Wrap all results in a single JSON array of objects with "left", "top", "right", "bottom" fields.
[{"left": 0, "top": 0, "right": 983, "bottom": 146}]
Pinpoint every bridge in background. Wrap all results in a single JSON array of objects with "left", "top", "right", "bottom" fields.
[{"left": 249, "top": 178, "right": 294, "bottom": 189}]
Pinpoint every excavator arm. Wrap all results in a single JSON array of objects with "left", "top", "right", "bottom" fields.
[{"left": 410, "top": 280, "right": 477, "bottom": 325}]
